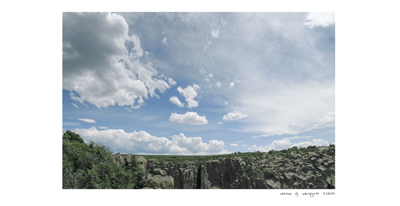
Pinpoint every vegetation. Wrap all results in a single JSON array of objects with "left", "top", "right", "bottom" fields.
[
  {"left": 124, "top": 144, "right": 335, "bottom": 163},
  {"left": 62, "top": 131, "right": 146, "bottom": 189},
  {"left": 63, "top": 129, "right": 335, "bottom": 189}
]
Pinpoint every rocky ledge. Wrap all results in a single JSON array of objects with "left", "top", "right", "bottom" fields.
[{"left": 113, "top": 145, "right": 335, "bottom": 189}]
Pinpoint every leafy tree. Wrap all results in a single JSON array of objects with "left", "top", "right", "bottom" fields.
[{"left": 63, "top": 130, "right": 84, "bottom": 143}]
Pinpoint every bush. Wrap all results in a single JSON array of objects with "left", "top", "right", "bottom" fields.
[
  {"left": 62, "top": 131, "right": 145, "bottom": 189},
  {"left": 63, "top": 130, "right": 84, "bottom": 143}
]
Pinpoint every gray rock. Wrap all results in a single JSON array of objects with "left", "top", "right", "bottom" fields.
[
  {"left": 145, "top": 174, "right": 174, "bottom": 189},
  {"left": 153, "top": 168, "right": 167, "bottom": 176}
]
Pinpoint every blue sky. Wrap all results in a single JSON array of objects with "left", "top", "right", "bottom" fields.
[{"left": 63, "top": 12, "right": 335, "bottom": 155}]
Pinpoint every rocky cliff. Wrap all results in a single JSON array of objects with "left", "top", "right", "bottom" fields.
[{"left": 115, "top": 145, "right": 335, "bottom": 189}]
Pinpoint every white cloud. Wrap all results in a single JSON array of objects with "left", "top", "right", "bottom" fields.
[
  {"left": 204, "top": 40, "right": 211, "bottom": 50},
  {"left": 293, "top": 139, "right": 330, "bottom": 148},
  {"left": 224, "top": 101, "right": 228, "bottom": 105},
  {"left": 222, "top": 111, "right": 247, "bottom": 122},
  {"left": 199, "top": 67, "right": 206, "bottom": 74},
  {"left": 168, "top": 78, "right": 177, "bottom": 86},
  {"left": 205, "top": 79, "right": 210, "bottom": 82},
  {"left": 169, "top": 96, "right": 185, "bottom": 107},
  {"left": 177, "top": 84, "right": 200, "bottom": 108},
  {"left": 229, "top": 79, "right": 240, "bottom": 89},
  {"left": 229, "top": 143, "right": 238, "bottom": 147},
  {"left": 211, "top": 29, "right": 219, "bottom": 38},
  {"left": 233, "top": 81, "right": 335, "bottom": 137},
  {"left": 216, "top": 82, "right": 221, "bottom": 88},
  {"left": 162, "top": 37, "right": 168, "bottom": 46},
  {"left": 208, "top": 73, "right": 213, "bottom": 78},
  {"left": 63, "top": 12, "right": 172, "bottom": 109},
  {"left": 73, "top": 127, "right": 227, "bottom": 155},
  {"left": 171, "top": 133, "right": 227, "bottom": 154},
  {"left": 99, "top": 127, "right": 109, "bottom": 129},
  {"left": 221, "top": 17, "right": 226, "bottom": 25},
  {"left": 125, "top": 107, "right": 132, "bottom": 112},
  {"left": 247, "top": 138, "right": 329, "bottom": 152},
  {"left": 218, "top": 121, "right": 223, "bottom": 125},
  {"left": 78, "top": 118, "right": 96, "bottom": 123},
  {"left": 72, "top": 103, "right": 79, "bottom": 108},
  {"left": 283, "top": 135, "right": 313, "bottom": 140},
  {"left": 303, "top": 12, "right": 335, "bottom": 29},
  {"left": 169, "top": 112, "right": 208, "bottom": 125}
]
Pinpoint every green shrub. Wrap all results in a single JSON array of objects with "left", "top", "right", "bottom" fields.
[{"left": 62, "top": 131, "right": 145, "bottom": 189}]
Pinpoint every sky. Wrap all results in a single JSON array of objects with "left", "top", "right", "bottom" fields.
[{"left": 62, "top": 12, "right": 335, "bottom": 155}]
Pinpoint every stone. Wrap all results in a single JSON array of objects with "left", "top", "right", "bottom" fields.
[
  {"left": 153, "top": 168, "right": 167, "bottom": 176},
  {"left": 113, "top": 153, "right": 125, "bottom": 166},
  {"left": 135, "top": 156, "right": 148, "bottom": 172},
  {"left": 145, "top": 174, "right": 174, "bottom": 189}
]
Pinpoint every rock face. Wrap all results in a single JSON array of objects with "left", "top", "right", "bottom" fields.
[{"left": 144, "top": 145, "right": 335, "bottom": 189}]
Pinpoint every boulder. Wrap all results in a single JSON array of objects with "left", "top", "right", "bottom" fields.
[
  {"left": 113, "top": 153, "right": 125, "bottom": 166},
  {"left": 153, "top": 168, "right": 167, "bottom": 176},
  {"left": 145, "top": 174, "right": 174, "bottom": 189},
  {"left": 135, "top": 156, "right": 148, "bottom": 172}
]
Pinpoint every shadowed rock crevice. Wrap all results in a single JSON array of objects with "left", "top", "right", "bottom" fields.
[{"left": 197, "top": 164, "right": 201, "bottom": 189}]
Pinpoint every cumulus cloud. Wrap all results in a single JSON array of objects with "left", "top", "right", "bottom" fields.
[
  {"left": 99, "top": 126, "right": 109, "bottom": 129},
  {"left": 229, "top": 79, "right": 240, "bottom": 89},
  {"left": 168, "top": 78, "right": 177, "bottom": 86},
  {"left": 303, "top": 12, "right": 335, "bottom": 29},
  {"left": 169, "top": 112, "right": 208, "bottom": 125},
  {"left": 293, "top": 139, "right": 330, "bottom": 148},
  {"left": 222, "top": 111, "right": 247, "bottom": 122},
  {"left": 63, "top": 12, "right": 172, "bottom": 109},
  {"left": 169, "top": 96, "right": 185, "bottom": 107},
  {"left": 78, "top": 118, "right": 96, "bottom": 123},
  {"left": 73, "top": 127, "right": 227, "bottom": 155},
  {"left": 171, "top": 133, "right": 227, "bottom": 154},
  {"left": 229, "top": 143, "right": 238, "bottom": 147},
  {"left": 72, "top": 103, "right": 79, "bottom": 108},
  {"left": 247, "top": 138, "right": 330, "bottom": 152},
  {"left": 177, "top": 84, "right": 200, "bottom": 108},
  {"left": 216, "top": 82, "right": 221, "bottom": 88},
  {"left": 162, "top": 37, "right": 168, "bottom": 46}
]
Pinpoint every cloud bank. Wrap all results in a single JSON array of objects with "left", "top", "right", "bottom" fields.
[
  {"left": 247, "top": 138, "right": 330, "bottom": 152},
  {"left": 73, "top": 127, "right": 227, "bottom": 155}
]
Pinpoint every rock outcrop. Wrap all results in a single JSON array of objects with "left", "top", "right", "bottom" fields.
[
  {"left": 113, "top": 145, "right": 335, "bottom": 189},
  {"left": 144, "top": 145, "right": 335, "bottom": 189}
]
